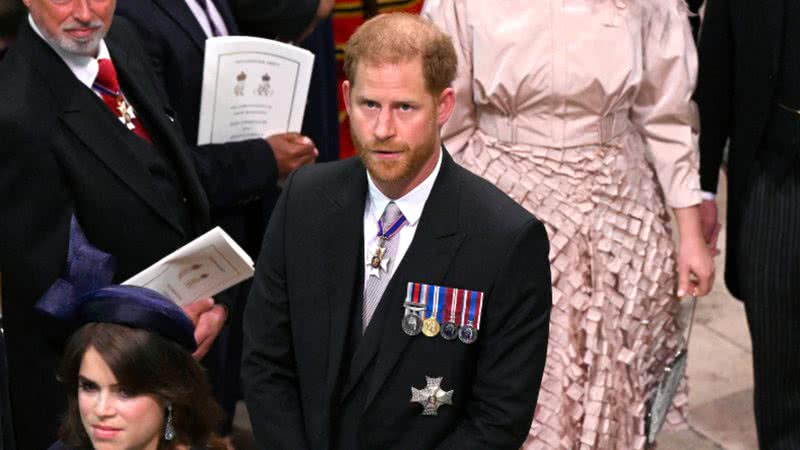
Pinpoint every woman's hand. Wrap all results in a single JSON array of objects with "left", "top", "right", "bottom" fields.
[{"left": 674, "top": 205, "right": 716, "bottom": 297}]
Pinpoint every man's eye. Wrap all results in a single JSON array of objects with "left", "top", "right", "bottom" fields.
[
  {"left": 399, "top": 104, "right": 413, "bottom": 111},
  {"left": 365, "top": 101, "right": 378, "bottom": 109}
]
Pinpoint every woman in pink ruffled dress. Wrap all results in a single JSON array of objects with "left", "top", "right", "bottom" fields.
[{"left": 423, "top": 0, "right": 715, "bottom": 448}]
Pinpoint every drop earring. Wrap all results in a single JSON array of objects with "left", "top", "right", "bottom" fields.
[{"left": 164, "top": 403, "right": 175, "bottom": 441}]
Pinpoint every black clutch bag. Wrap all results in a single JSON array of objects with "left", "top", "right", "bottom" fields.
[{"left": 645, "top": 296, "right": 697, "bottom": 445}]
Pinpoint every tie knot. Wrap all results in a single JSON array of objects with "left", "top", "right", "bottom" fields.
[
  {"left": 381, "top": 202, "right": 402, "bottom": 224},
  {"left": 96, "top": 58, "right": 120, "bottom": 93}
]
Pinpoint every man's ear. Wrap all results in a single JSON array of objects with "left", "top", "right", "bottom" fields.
[
  {"left": 436, "top": 87, "right": 455, "bottom": 126},
  {"left": 342, "top": 80, "right": 352, "bottom": 116}
]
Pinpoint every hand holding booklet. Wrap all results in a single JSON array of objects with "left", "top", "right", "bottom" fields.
[
  {"left": 197, "top": 36, "right": 315, "bottom": 145},
  {"left": 123, "top": 227, "right": 254, "bottom": 306}
]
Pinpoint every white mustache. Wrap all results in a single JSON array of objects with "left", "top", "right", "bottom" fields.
[{"left": 62, "top": 20, "right": 104, "bottom": 31}]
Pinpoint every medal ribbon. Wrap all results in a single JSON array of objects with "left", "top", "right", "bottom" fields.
[
  {"left": 475, "top": 292, "right": 484, "bottom": 330},
  {"left": 424, "top": 284, "right": 435, "bottom": 320},
  {"left": 418, "top": 283, "right": 427, "bottom": 317},
  {"left": 92, "top": 82, "right": 121, "bottom": 98},
  {"left": 466, "top": 290, "right": 477, "bottom": 326},
  {"left": 442, "top": 287, "right": 454, "bottom": 323},
  {"left": 434, "top": 286, "right": 444, "bottom": 323},
  {"left": 404, "top": 282, "right": 417, "bottom": 310},
  {"left": 377, "top": 213, "right": 407, "bottom": 240},
  {"left": 459, "top": 290, "right": 469, "bottom": 326},
  {"left": 461, "top": 290, "right": 484, "bottom": 329}
]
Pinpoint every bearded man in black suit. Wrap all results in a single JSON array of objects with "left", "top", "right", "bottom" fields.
[
  {"left": 0, "top": 0, "right": 227, "bottom": 447},
  {"left": 242, "top": 13, "right": 551, "bottom": 450},
  {"left": 695, "top": 0, "right": 800, "bottom": 447}
]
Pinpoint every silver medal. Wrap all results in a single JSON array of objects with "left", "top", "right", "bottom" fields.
[
  {"left": 458, "top": 324, "right": 477, "bottom": 344},
  {"left": 402, "top": 314, "right": 423, "bottom": 336},
  {"left": 441, "top": 322, "right": 459, "bottom": 340},
  {"left": 410, "top": 376, "right": 453, "bottom": 416}
]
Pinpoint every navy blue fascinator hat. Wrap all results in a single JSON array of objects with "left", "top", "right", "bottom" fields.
[{"left": 35, "top": 216, "right": 197, "bottom": 351}]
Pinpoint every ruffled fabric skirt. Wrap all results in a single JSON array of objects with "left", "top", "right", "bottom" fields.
[{"left": 455, "top": 131, "right": 688, "bottom": 450}]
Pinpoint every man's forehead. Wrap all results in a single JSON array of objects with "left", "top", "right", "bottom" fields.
[
  {"left": 353, "top": 58, "right": 424, "bottom": 84},
  {"left": 358, "top": 55, "right": 423, "bottom": 71}
]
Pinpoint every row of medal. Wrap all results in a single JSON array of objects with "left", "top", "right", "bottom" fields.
[{"left": 401, "top": 282, "right": 484, "bottom": 344}]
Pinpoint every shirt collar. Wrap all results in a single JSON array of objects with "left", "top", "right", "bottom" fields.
[
  {"left": 366, "top": 148, "right": 443, "bottom": 227},
  {"left": 28, "top": 14, "right": 111, "bottom": 90}
]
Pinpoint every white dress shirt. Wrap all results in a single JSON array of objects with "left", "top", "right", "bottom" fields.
[
  {"left": 362, "top": 150, "right": 443, "bottom": 291},
  {"left": 184, "top": 0, "right": 230, "bottom": 38}
]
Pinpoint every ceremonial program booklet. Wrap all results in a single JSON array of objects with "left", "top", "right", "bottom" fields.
[
  {"left": 123, "top": 227, "right": 254, "bottom": 306},
  {"left": 197, "top": 36, "right": 315, "bottom": 145}
]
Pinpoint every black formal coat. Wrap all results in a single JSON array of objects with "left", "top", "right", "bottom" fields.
[
  {"left": 0, "top": 19, "right": 209, "bottom": 449},
  {"left": 114, "top": 0, "right": 279, "bottom": 249},
  {"left": 242, "top": 152, "right": 552, "bottom": 450},
  {"left": 229, "top": 0, "right": 319, "bottom": 42},
  {"left": 693, "top": 0, "right": 783, "bottom": 298}
]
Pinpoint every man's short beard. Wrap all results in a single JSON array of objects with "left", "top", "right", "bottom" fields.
[
  {"left": 352, "top": 117, "right": 439, "bottom": 190},
  {"left": 42, "top": 24, "right": 106, "bottom": 57}
]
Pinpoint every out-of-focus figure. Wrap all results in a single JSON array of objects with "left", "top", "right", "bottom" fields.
[
  {"left": 0, "top": 0, "right": 24, "bottom": 56},
  {"left": 696, "top": 0, "right": 800, "bottom": 447},
  {"left": 425, "top": 0, "right": 714, "bottom": 448}
]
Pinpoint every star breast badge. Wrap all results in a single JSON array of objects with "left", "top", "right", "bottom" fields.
[
  {"left": 411, "top": 376, "right": 453, "bottom": 416},
  {"left": 116, "top": 97, "right": 137, "bottom": 130}
]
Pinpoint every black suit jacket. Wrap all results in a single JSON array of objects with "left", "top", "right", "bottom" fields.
[
  {"left": 694, "top": 0, "right": 783, "bottom": 297},
  {"left": 115, "top": 0, "right": 279, "bottom": 223},
  {"left": 242, "top": 152, "right": 551, "bottom": 449},
  {"left": 0, "top": 20, "right": 209, "bottom": 449},
  {"left": 229, "top": 0, "right": 319, "bottom": 41}
]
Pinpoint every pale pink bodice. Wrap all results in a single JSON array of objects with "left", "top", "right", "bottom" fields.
[{"left": 424, "top": 0, "right": 702, "bottom": 207}]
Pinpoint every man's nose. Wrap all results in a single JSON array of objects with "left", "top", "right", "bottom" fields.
[
  {"left": 72, "top": 0, "right": 93, "bottom": 23},
  {"left": 373, "top": 108, "right": 396, "bottom": 141}
]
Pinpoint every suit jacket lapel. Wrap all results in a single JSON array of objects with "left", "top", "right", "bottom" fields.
[
  {"left": 340, "top": 152, "right": 466, "bottom": 408},
  {"left": 152, "top": 0, "right": 208, "bottom": 51},
  {"left": 212, "top": 0, "right": 240, "bottom": 35},
  {"left": 106, "top": 30, "right": 208, "bottom": 229},
  {"left": 323, "top": 162, "right": 368, "bottom": 406}
]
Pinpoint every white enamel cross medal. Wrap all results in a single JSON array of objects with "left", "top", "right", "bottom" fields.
[
  {"left": 411, "top": 376, "right": 453, "bottom": 416},
  {"left": 367, "top": 244, "right": 389, "bottom": 279},
  {"left": 116, "top": 97, "right": 137, "bottom": 130}
]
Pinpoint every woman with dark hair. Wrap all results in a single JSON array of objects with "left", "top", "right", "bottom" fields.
[{"left": 44, "top": 286, "right": 227, "bottom": 450}]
